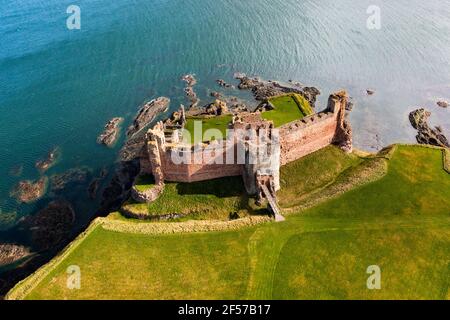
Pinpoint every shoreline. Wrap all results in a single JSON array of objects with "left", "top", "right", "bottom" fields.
[{"left": 1, "top": 71, "right": 449, "bottom": 298}]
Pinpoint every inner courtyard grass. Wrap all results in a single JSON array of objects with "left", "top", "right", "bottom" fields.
[
  {"left": 184, "top": 114, "right": 233, "bottom": 144},
  {"left": 263, "top": 93, "right": 313, "bottom": 127},
  {"left": 11, "top": 145, "right": 450, "bottom": 300}
]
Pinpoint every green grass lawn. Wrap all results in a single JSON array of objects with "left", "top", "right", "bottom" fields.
[
  {"left": 184, "top": 114, "right": 233, "bottom": 144},
  {"left": 262, "top": 94, "right": 313, "bottom": 127},
  {"left": 10, "top": 145, "right": 450, "bottom": 300},
  {"left": 277, "top": 145, "right": 363, "bottom": 208},
  {"left": 25, "top": 227, "right": 254, "bottom": 300},
  {"left": 122, "top": 176, "right": 267, "bottom": 220}
]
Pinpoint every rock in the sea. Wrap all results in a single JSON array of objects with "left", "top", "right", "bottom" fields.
[
  {"left": 8, "top": 164, "right": 23, "bottom": 177},
  {"left": 87, "top": 179, "right": 100, "bottom": 199},
  {"left": 366, "top": 89, "right": 375, "bottom": 95},
  {"left": 216, "top": 79, "right": 234, "bottom": 88},
  {"left": 127, "top": 97, "right": 170, "bottom": 138},
  {"left": 0, "top": 244, "right": 31, "bottom": 266},
  {"left": 182, "top": 74, "right": 199, "bottom": 108},
  {"left": 97, "top": 117, "right": 124, "bottom": 147},
  {"left": 50, "top": 167, "right": 91, "bottom": 192},
  {"left": 184, "top": 86, "right": 197, "bottom": 99},
  {"left": 210, "top": 91, "right": 222, "bottom": 98},
  {"left": 35, "top": 147, "right": 60, "bottom": 173},
  {"left": 409, "top": 108, "right": 450, "bottom": 148},
  {"left": 181, "top": 74, "right": 197, "bottom": 87},
  {"left": 10, "top": 177, "right": 48, "bottom": 203},
  {"left": 437, "top": 100, "right": 448, "bottom": 108},
  {"left": 0, "top": 210, "right": 17, "bottom": 231},
  {"left": 25, "top": 200, "right": 75, "bottom": 251},
  {"left": 234, "top": 73, "right": 320, "bottom": 107}
]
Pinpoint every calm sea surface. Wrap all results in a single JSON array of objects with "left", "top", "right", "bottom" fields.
[{"left": 1, "top": 0, "right": 450, "bottom": 235}]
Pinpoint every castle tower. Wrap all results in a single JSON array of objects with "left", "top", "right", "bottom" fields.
[{"left": 328, "top": 91, "right": 353, "bottom": 153}]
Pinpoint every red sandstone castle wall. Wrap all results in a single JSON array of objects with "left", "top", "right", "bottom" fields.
[
  {"left": 160, "top": 145, "right": 243, "bottom": 183},
  {"left": 279, "top": 112, "right": 338, "bottom": 165},
  {"left": 145, "top": 111, "right": 341, "bottom": 182},
  {"left": 142, "top": 92, "right": 348, "bottom": 184}
]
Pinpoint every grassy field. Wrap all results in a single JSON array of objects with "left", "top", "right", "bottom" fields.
[
  {"left": 9, "top": 145, "right": 450, "bottom": 300},
  {"left": 263, "top": 93, "right": 313, "bottom": 127},
  {"left": 277, "top": 145, "right": 363, "bottom": 208},
  {"left": 184, "top": 114, "right": 233, "bottom": 144},
  {"left": 122, "top": 176, "right": 266, "bottom": 220}
]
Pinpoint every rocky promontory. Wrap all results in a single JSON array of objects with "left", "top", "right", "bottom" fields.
[
  {"left": 97, "top": 117, "right": 124, "bottom": 147},
  {"left": 409, "top": 108, "right": 450, "bottom": 148},
  {"left": 126, "top": 97, "right": 170, "bottom": 138}
]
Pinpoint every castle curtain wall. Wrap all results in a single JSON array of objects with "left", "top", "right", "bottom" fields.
[{"left": 279, "top": 111, "right": 339, "bottom": 165}]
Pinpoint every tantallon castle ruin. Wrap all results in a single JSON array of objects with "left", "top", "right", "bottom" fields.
[{"left": 130, "top": 75, "right": 352, "bottom": 220}]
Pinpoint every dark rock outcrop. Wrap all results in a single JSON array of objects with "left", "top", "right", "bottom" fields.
[
  {"left": 302, "top": 87, "right": 321, "bottom": 107},
  {"left": 366, "top": 89, "right": 375, "bottom": 95},
  {"left": 10, "top": 177, "right": 48, "bottom": 203},
  {"left": 181, "top": 74, "right": 197, "bottom": 87},
  {"left": 234, "top": 73, "right": 320, "bottom": 107},
  {"left": 126, "top": 97, "right": 170, "bottom": 138},
  {"left": 216, "top": 79, "right": 234, "bottom": 88},
  {"left": 205, "top": 99, "right": 228, "bottom": 116},
  {"left": 87, "top": 168, "right": 108, "bottom": 200},
  {"left": 409, "top": 108, "right": 449, "bottom": 148},
  {"left": 437, "top": 100, "right": 448, "bottom": 108},
  {"left": 97, "top": 117, "right": 124, "bottom": 147},
  {"left": 346, "top": 98, "right": 355, "bottom": 111},
  {"left": 182, "top": 74, "right": 199, "bottom": 109},
  {"left": 99, "top": 159, "right": 140, "bottom": 214},
  {"left": 24, "top": 200, "right": 75, "bottom": 251},
  {"left": 50, "top": 167, "right": 91, "bottom": 192},
  {"left": 210, "top": 91, "right": 222, "bottom": 98},
  {"left": 120, "top": 134, "right": 147, "bottom": 162},
  {"left": 87, "top": 179, "right": 100, "bottom": 200}
]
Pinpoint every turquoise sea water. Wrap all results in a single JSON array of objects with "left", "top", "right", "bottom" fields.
[{"left": 1, "top": 0, "right": 450, "bottom": 235}]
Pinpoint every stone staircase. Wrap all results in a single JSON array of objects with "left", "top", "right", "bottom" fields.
[{"left": 260, "top": 184, "right": 285, "bottom": 222}]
